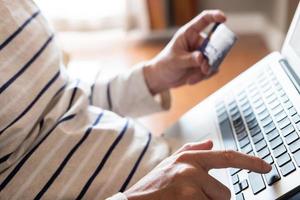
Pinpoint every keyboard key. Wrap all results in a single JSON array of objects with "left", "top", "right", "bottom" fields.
[
  {"left": 280, "top": 161, "right": 296, "bottom": 176},
  {"left": 264, "top": 122, "right": 276, "bottom": 134},
  {"left": 275, "top": 111, "right": 287, "bottom": 122},
  {"left": 241, "top": 143, "right": 253, "bottom": 154},
  {"left": 273, "top": 105, "right": 284, "bottom": 116},
  {"left": 228, "top": 101, "right": 237, "bottom": 109},
  {"left": 232, "top": 113, "right": 242, "bottom": 121},
  {"left": 285, "top": 131, "right": 299, "bottom": 145},
  {"left": 264, "top": 164, "right": 281, "bottom": 185},
  {"left": 259, "top": 110, "right": 269, "bottom": 120},
  {"left": 233, "top": 180, "right": 248, "bottom": 195},
  {"left": 278, "top": 89, "right": 285, "bottom": 96},
  {"left": 241, "top": 103, "right": 251, "bottom": 112},
  {"left": 276, "top": 152, "right": 291, "bottom": 167},
  {"left": 230, "top": 168, "right": 242, "bottom": 176},
  {"left": 231, "top": 173, "right": 239, "bottom": 184},
  {"left": 234, "top": 183, "right": 242, "bottom": 194},
  {"left": 273, "top": 144, "right": 287, "bottom": 158},
  {"left": 236, "top": 193, "right": 244, "bottom": 200},
  {"left": 288, "top": 139, "right": 300, "bottom": 153},
  {"left": 278, "top": 117, "right": 291, "bottom": 129},
  {"left": 292, "top": 114, "right": 300, "bottom": 123},
  {"left": 267, "top": 129, "right": 279, "bottom": 142},
  {"left": 237, "top": 131, "right": 248, "bottom": 141},
  {"left": 258, "top": 147, "right": 270, "bottom": 159},
  {"left": 257, "top": 105, "right": 267, "bottom": 114},
  {"left": 246, "top": 117, "right": 256, "bottom": 125},
  {"left": 284, "top": 100, "right": 293, "bottom": 109},
  {"left": 288, "top": 107, "right": 297, "bottom": 116},
  {"left": 218, "top": 112, "right": 228, "bottom": 123},
  {"left": 239, "top": 179, "right": 248, "bottom": 190},
  {"left": 233, "top": 118, "right": 243, "bottom": 127},
  {"left": 253, "top": 99, "right": 264, "bottom": 108},
  {"left": 255, "top": 140, "right": 267, "bottom": 151},
  {"left": 230, "top": 108, "right": 239, "bottom": 116},
  {"left": 269, "top": 99, "right": 280, "bottom": 109},
  {"left": 249, "top": 126, "right": 261, "bottom": 137},
  {"left": 260, "top": 116, "right": 272, "bottom": 127},
  {"left": 263, "top": 155, "right": 274, "bottom": 164},
  {"left": 219, "top": 118, "right": 237, "bottom": 150},
  {"left": 248, "top": 172, "right": 266, "bottom": 194},
  {"left": 281, "top": 96, "right": 289, "bottom": 103},
  {"left": 245, "top": 113, "right": 256, "bottom": 123},
  {"left": 270, "top": 136, "right": 283, "bottom": 149},
  {"left": 243, "top": 108, "right": 253, "bottom": 117},
  {"left": 293, "top": 150, "right": 300, "bottom": 167},
  {"left": 235, "top": 125, "right": 246, "bottom": 134},
  {"left": 252, "top": 133, "right": 264, "bottom": 144},
  {"left": 247, "top": 119, "right": 258, "bottom": 130},
  {"left": 282, "top": 124, "right": 295, "bottom": 137},
  {"left": 239, "top": 136, "right": 250, "bottom": 148}
]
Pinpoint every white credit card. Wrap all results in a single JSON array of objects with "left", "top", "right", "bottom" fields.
[{"left": 201, "top": 24, "right": 237, "bottom": 71}]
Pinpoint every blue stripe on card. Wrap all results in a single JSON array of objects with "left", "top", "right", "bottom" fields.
[
  {"left": 75, "top": 119, "right": 130, "bottom": 200},
  {"left": 0, "top": 11, "right": 40, "bottom": 51}
]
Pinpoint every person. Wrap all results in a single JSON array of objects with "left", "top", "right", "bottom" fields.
[{"left": 0, "top": 1, "right": 271, "bottom": 199}]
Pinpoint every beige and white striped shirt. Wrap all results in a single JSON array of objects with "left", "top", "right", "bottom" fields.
[{"left": 0, "top": 1, "right": 171, "bottom": 199}]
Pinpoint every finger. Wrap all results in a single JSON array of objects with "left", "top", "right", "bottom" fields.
[
  {"left": 175, "top": 140, "right": 213, "bottom": 154},
  {"left": 188, "top": 10, "right": 226, "bottom": 33},
  {"left": 198, "top": 172, "right": 231, "bottom": 200},
  {"left": 187, "top": 69, "right": 205, "bottom": 85},
  {"left": 179, "top": 51, "right": 204, "bottom": 68},
  {"left": 194, "top": 150, "right": 272, "bottom": 173},
  {"left": 200, "top": 58, "right": 210, "bottom": 76},
  {"left": 198, "top": 190, "right": 210, "bottom": 200}
]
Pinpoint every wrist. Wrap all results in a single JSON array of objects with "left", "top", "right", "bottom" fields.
[{"left": 143, "top": 61, "right": 167, "bottom": 95}]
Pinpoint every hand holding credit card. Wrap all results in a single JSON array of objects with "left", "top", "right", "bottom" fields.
[{"left": 198, "top": 23, "right": 237, "bottom": 71}]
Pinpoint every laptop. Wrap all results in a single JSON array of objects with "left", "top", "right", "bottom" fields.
[{"left": 163, "top": 3, "right": 300, "bottom": 200}]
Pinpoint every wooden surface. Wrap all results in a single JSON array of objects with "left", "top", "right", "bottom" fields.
[{"left": 58, "top": 33, "right": 270, "bottom": 135}]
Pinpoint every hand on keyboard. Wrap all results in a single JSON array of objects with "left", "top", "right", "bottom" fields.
[{"left": 124, "top": 140, "right": 271, "bottom": 200}]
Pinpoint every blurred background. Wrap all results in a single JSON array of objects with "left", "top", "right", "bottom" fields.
[{"left": 34, "top": 0, "right": 298, "bottom": 135}]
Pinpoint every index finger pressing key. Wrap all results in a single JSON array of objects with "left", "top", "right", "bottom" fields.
[{"left": 195, "top": 150, "right": 272, "bottom": 173}]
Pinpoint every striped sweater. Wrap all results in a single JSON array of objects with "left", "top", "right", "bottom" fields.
[{"left": 0, "top": 1, "right": 171, "bottom": 199}]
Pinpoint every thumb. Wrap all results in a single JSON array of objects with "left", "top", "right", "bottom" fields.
[
  {"left": 175, "top": 139, "right": 213, "bottom": 154},
  {"left": 180, "top": 51, "right": 204, "bottom": 68}
]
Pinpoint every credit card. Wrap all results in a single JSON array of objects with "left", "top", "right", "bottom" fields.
[{"left": 198, "top": 23, "right": 237, "bottom": 71}]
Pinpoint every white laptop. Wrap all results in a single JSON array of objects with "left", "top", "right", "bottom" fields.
[{"left": 163, "top": 3, "right": 300, "bottom": 200}]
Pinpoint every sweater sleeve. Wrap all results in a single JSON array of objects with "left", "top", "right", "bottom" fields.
[
  {"left": 91, "top": 63, "right": 171, "bottom": 118},
  {"left": 106, "top": 193, "right": 128, "bottom": 200}
]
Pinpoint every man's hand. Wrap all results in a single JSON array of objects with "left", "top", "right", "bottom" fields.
[
  {"left": 143, "top": 10, "right": 226, "bottom": 95},
  {"left": 124, "top": 140, "right": 271, "bottom": 200}
]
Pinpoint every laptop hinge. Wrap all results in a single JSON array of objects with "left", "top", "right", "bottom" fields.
[{"left": 280, "top": 59, "right": 300, "bottom": 94}]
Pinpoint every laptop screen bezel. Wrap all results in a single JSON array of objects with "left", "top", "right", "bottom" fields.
[{"left": 281, "top": 3, "right": 300, "bottom": 76}]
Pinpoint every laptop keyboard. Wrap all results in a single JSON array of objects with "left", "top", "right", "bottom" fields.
[{"left": 215, "top": 67, "right": 300, "bottom": 200}]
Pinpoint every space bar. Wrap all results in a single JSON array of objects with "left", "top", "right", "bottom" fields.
[{"left": 219, "top": 118, "right": 237, "bottom": 150}]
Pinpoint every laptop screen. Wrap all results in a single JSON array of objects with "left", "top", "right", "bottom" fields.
[
  {"left": 290, "top": 17, "right": 300, "bottom": 57},
  {"left": 282, "top": 3, "right": 300, "bottom": 77}
]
